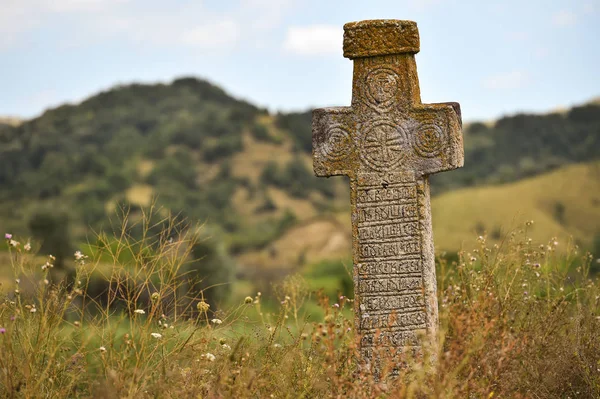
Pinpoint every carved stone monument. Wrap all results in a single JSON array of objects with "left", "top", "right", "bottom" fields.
[{"left": 312, "top": 20, "right": 464, "bottom": 366}]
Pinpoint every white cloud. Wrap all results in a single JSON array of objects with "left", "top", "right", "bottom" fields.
[
  {"left": 283, "top": 25, "right": 342, "bottom": 56},
  {"left": 483, "top": 70, "right": 530, "bottom": 90},
  {"left": 0, "top": 0, "right": 295, "bottom": 52},
  {"left": 552, "top": 10, "right": 577, "bottom": 26}
]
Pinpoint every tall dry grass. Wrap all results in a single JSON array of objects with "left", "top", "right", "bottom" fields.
[{"left": 1, "top": 216, "right": 599, "bottom": 398}]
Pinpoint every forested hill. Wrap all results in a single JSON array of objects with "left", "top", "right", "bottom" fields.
[{"left": 0, "top": 77, "right": 599, "bottom": 253}]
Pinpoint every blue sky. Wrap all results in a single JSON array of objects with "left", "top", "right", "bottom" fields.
[{"left": 1, "top": 0, "right": 599, "bottom": 122}]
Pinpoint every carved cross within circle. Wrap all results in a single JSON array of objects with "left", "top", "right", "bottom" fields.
[{"left": 361, "top": 121, "right": 408, "bottom": 171}]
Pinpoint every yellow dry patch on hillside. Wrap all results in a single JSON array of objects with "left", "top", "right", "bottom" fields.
[
  {"left": 137, "top": 160, "right": 154, "bottom": 179},
  {"left": 267, "top": 187, "right": 316, "bottom": 220},
  {"left": 0, "top": 117, "right": 22, "bottom": 127},
  {"left": 238, "top": 217, "right": 351, "bottom": 270},
  {"left": 230, "top": 115, "right": 308, "bottom": 183},
  {"left": 432, "top": 162, "right": 600, "bottom": 251},
  {"left": 230, "top": 187, "right": 266, "bottom": 218},
  {"left": 126, "top": 184, "right": 155, "bottom": 207}
]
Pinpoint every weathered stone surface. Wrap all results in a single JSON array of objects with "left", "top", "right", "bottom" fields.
[{"left": 312, "top": 19, "right": 464, "bottom": 369}]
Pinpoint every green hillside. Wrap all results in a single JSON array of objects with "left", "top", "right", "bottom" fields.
[
  {"left": 0, "top": 77, "right": 599, "bottom": 265},
  {"left": 431, "top": 161, "right": 600, "bottom": 251}
]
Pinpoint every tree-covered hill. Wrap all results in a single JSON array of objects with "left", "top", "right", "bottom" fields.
[{"left": 0, "top": 77, "right": 598, "bottom": 258}]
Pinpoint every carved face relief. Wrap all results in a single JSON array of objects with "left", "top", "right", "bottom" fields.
[{"left": 365, "top": 68, "right": 400, "bottom": 111}]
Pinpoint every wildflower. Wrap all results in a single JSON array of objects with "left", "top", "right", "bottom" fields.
[
  {"left": 24, "top": 242, "right": 31, "bottom": 251},
  {"left": 151, "top": 333, "right": 162, "bottom": 339},
  {"left": 151, "top": 292, "right": 160, "bottom": 301},
  {"left": 99, "top": 346, "right": 106, "bottom": 353},
  {"left": 203, "top": 353, "right": 216, "bottom": 361},
  {"left": 15, "top": 279, "right": 19, "bottom": 284},
  {"left": 0, "top": 327, "right": 5, "bottom": 334},
  {"left": 4, "top": 233, "right": 12, "bottom": 240},
  {"left": 221, "top": 344, "right": 231, "bottom": 350},
  {"left": 332, "top": 303, "right": 340, "bottom": 308},
  {"left": 43, "top": 279, "right": 49, "bottom": 285},
  {"left": 73, "top": 321, "right": 80, "bottom": 327},
  {"left": 30, "top": 307, "right": 37, "bottom": 313},
  {"left": 244, "top": 296, "right": 253, "bottom": 304},
  {"left": 273, "top": 343, "right": 282, "bottom": 349},
  {"left": 134, "top": 309, "right": 145, "bottom": 314},
  {"left": 49, "top": 255, "right": 56, "bottom": 261},
  {"left": 197, "top": 301, "right": 210, "bottom": 313},
  {"left": 74, "top": 251, "right": 85, "bottom": 260},
  {"left": 470, "top": 256, "right": 477, "bottom": 262},
  {"left": 162, "top": 323, "right": 169, "bottom": 329},
  {"left": 9, "top": 239, "right": 19, "bottom": 248},
  {"left": 211, "top": 319, "right": 222, "bottom": 325}
]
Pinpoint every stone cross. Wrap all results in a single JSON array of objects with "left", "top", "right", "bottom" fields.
[{"left": 312, "top": 20, "right": 464, "bottom": 366}]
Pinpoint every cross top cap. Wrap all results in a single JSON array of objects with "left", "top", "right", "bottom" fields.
[{"left": 343, "top": 19, "right": 420, "bottom": 59}]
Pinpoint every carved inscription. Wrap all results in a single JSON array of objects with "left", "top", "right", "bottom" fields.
[
  {"left": 361, "top": 329, "right": 421, "bottom": 347},
  {"left": 356, "top": 172, "right": 427, "bottom": 349},
  {"left": 360, "top": 310, "right": 427, "bottom": 330}
]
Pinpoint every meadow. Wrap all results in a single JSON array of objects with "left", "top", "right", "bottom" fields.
[{"left": 1, "top": 213, "right": 599, "bottom": 398}]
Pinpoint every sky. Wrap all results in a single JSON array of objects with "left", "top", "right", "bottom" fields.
[{"left": 1, "top": 0, "right": 599, "bottom": 122}]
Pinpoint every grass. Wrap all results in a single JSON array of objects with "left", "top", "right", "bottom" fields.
[
  {"left": 432, "top": 161, "right": 600, "bottom": 251},
  {"left": 1, "top": 213, "right": 600, "bottom": 398}
]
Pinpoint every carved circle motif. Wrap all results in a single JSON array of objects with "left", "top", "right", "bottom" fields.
[
  {"left": 364, "top": 68, "right": 400, "bottom": 111},
  {"left": 321, "top": 126, "right": 353, "bottom": 161},
  {"left": 360, "top": 120, "right": 408, "bottom": 171},
  {"left": 413, "top": 123, "right": 445, "bottom": 157}
]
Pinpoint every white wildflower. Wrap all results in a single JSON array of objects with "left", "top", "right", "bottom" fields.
[
  {"left": 211, "top": 318, "right": 222, "bottom": 325},
  {"left": 24, "top": 242, "right": 31, "bottom": 251},
  {"left": 202, "top": 353, "right": 216, "bottom": 361},
  {"left": 221, "top": 344, "right": 231, "bottom": 350},
  {"left": 151, "top": 332, "right": 162, "bottom": 339},
  {"left": 99, "top": 346, "right": 106, "bottom": 353},
  {"left": 134, "top": 309, "right": 145, "bottom": 314}
]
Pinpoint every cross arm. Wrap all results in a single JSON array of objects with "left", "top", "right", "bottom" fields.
[
  {"left": 312, "top": 107, "right": 358, "bottom": 178},
  {"left": 409, "top": 102, "right": 464, "bottom": 176}
]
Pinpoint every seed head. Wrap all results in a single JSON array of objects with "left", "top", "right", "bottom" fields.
[{"left": 196, "top": 301, "right": 210, "bottom": 313}]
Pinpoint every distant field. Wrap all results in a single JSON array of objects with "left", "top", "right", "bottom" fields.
[
  {"left": 244, "top": 162, "right": 600, "bottom": 270},
  {"left": 432, "top": 161, "right": 600, "bottom": 251}
]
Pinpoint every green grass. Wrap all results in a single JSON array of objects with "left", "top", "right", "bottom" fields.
[{"left": 432, "top": 161, "right": 600, "bottom": 251}]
